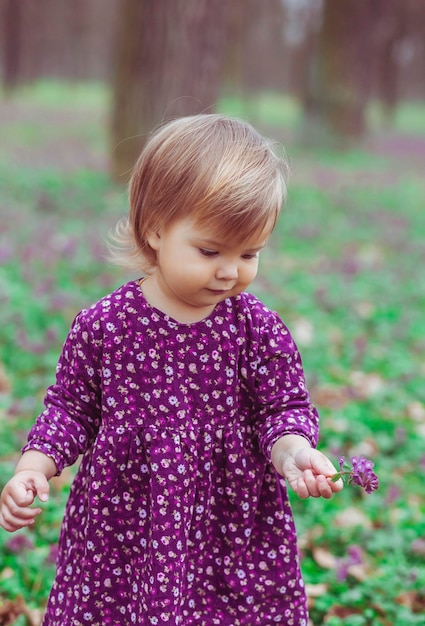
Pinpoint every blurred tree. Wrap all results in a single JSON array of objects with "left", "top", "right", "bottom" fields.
[
  {"left": 281, "top": 0, "right": 323, "bottom": 104},
  {"left": 1, "top": 0, "right": 22, "bottom": 92},
  {"left": 302, "top": 0, "right": 375, "bottom": 141},
  {"left": 395, "top": 0, "right": 425, "bottom": 101},
  {"left": 373, "top": 0, "right": 407, "bottom": 121},
  {"left": 222, "top": 0, "right": 286, "bottom": 99},
  {"left": 110, "top": 0, "right": 229, "bottom": 181},
  {"left": 0, "top": 0, "right": 118, "bottom": 88}
]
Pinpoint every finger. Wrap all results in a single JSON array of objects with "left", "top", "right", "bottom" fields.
[
  {"left": 32, "top": 475, "right": 50, "bottom": 503},
  {"left": 0, "top": 506, "right": 41, "bottom": 532},
  {"left": 294, "top": 478, "right": 310, "bottom": 499},
  {"left": 287, "top": 475, "right": 310, "bottom": 499},
  {"left": 10, "top": 481, "right": 37, "bottom": 507},
  {"left": 311, "top": 454, "right": 339, "bottom": 478},
  {"left": 328, "top": 476, "right": 344, "bottom": 492},
  {"left": 3, "top": 494, "right": 42, "bottom": 521},
  {"left": 0, "top": 511, "right": 20, "bottom": 533},
  {"left": 303, "top": 470, "right": 321, "bottom": 498},
  {"left": 316, "top": 474, "right": 335, "bottom": 499},
  {"left": 0, "top": 516, "right": 36, "bottom": 531},
  {"left": 13, "top": 475, "right": 49, "bottom": 507}
]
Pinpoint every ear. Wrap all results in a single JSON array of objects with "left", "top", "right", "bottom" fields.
[{"left": 146, "top": 231, "right": 161, "bottom": 251}]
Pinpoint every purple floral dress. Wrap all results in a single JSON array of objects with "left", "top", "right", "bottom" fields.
[{"left": 24, "top": 280, "right": 319, "bottom": 626}]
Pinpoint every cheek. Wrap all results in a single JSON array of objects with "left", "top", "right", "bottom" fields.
[
  {"left": 240, "top": 263, "right": 258, "bottom": 285},
  {"left": 171, "top": 258, "right": 208, "bottom": 284}
]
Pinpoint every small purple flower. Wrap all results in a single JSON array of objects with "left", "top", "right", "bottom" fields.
[
  {"left": 384, "top": 484, "right": 400, "bottom": 505},
  {"left": 336, "top": 544, "right": 364, "bottom": 581},
  {"left": 349, "top": 456, "right": 379, "bottom": 493},
  {"left": 47, "top": 544, "right": 59, "bottom": 564},
  {"left": 333, "top": 455, "right": 379, "bottom": 494},
  {"left": 5, "top": 533, "right": 34, "bottom": 553}
]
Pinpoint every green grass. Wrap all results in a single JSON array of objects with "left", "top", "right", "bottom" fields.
[
  {"left": 1, "top": 83, "right": 425, "bottom": 625},
  {"left": 219, "top": 91, "right": 301, "bottom": 127},
  {"left": 220, "top": 91, "right": 425, "bottom": 136},
  {"left": 368, "top": 100, "right": 425, "bottom": 134},
  {"left": 1, "top": 79, "right": 109, "bottom": 109}
]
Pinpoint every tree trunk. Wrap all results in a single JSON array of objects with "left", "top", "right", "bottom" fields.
[
  {"left": 110, "top": 0, "right": 229, "bottom": 182},
  {"left": 1, "top": 0, "right": 22, "bottom": 92},
  {"left": 374, "top": 0, "right": 406, "bottom": 122},
  {"left": 303, "top": 0, "right": 375, "bottom": 141}
]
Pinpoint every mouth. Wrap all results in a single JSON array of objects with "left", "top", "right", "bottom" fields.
[{"left": 206, "top": 288, "right": 229, "bottom": 295}]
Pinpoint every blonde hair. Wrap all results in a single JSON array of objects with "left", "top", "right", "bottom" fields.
[{"left": 110, "top": 114, "right": 288, "bottom": 272}]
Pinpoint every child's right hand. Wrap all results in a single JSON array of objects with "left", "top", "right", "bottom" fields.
[{"left": 0, "top": 471, "right": 49, "bottom": 532}]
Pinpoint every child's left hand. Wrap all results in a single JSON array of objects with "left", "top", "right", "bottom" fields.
[{"left": 282, "top": 447, "right": 343, "bottom": 499}]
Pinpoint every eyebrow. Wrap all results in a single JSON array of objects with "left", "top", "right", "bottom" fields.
[{"left": 196, "top": 238, "right": 267, "bottom": 252}]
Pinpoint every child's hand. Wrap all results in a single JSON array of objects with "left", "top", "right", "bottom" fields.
[
  {"left": 0, "top": 471, "right": 49, "bottom": 532},
  {"left": 282, "top": 447, "right": 343, "bottom": 499}
]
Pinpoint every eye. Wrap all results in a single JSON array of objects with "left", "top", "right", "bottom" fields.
[
  {"left": 241, "top": 252, "right": 259, "bottom": 260},
  {"left": 199, "top": 248, "right": 218, "bottom": 257}
]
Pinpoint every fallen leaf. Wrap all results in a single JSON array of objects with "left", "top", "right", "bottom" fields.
[
  {"left": 324, "top": 605, "right": 363, "bottom": 620},
  {"left": 348, "top": 439, "right": 379, "bottom": 459},
  {"left": 349, "top": 370, "right": 385, "bottom": 398},
  {"left": 305, "top": 582, "right": 329, "bottom": 598},
  {"left": 310, "top": 385, "right": 350, "bottom": 409},
  {"left": 346, "top": 562, "right": 370, "bottom": 582},
  {"left": 312, "top": 546, "right": 337, "bottom": 569},
  {"left": 406, "top": 401, "right": 425, "bottom": 422},
  {"left": 334, "top": 506, "right": 373, "bottom": 529},
  {"left": 0, "top": 362, "right": 11, "bottom": 394},
  {"left": 0, "top": 596, "right": 43, "bottom": 626},
  {"left": 298, "top": 525, "right": 324, "bottom": 550},
  {"left": 291, "top": 318, "right": 314, "bottom": 347},
  {"left": 395, "top": 590, "right": 425, "bottom": 612}
]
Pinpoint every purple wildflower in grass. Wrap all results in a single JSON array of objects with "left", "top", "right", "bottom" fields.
[
  {"left": 47, "top": 544, "right": 59, "bottom": 564},
  {"left": 5, "top": 533, "right": 34, "bottom": 553},
  {"left": 332, "top": 455, "right": 379, "bottom": 494},
  {"left": 336, "top": 559, "right": 350, "bottom": 582},
  {"left": 411, "top": 538, "right": 425, "bottom": 556},
  {"left": 347, "top": 544, "right": 364, "bottom": 565},
  {"left": 385, "top": 484, "right": 400, "bottom": 505},
  {"left": 336, "top": 544, "right": 364, "bottom": 582},
  {"left": 0, "top": 243, "right": 12, "bottom": 263}
]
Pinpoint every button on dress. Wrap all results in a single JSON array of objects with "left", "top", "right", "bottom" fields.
[{"left": 23, "top": 281, "right": 319, "bottom": 625}]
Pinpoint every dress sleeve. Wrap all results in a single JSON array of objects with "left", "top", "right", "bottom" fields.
[
  {"left": 22, "top": 310, "right": 102, "bottom": 474},
  {"left": 252, "top": 313, "right": 319, "bottom": 461}
]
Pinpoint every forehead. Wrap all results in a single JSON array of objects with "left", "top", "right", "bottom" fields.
[
  {"left": 208, "top": 214, "right": 276, "bottom": 246},
  {"left": 174, "top": 217, "right": 272, "bottom": 249}
]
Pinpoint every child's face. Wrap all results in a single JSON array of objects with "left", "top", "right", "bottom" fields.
[{"left": 145, "top": 217, "right": 270, "bottom": 322}]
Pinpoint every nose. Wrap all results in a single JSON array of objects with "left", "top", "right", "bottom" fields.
[{"left": 216, "top": 261, "right": 238, "bottom": 281}]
